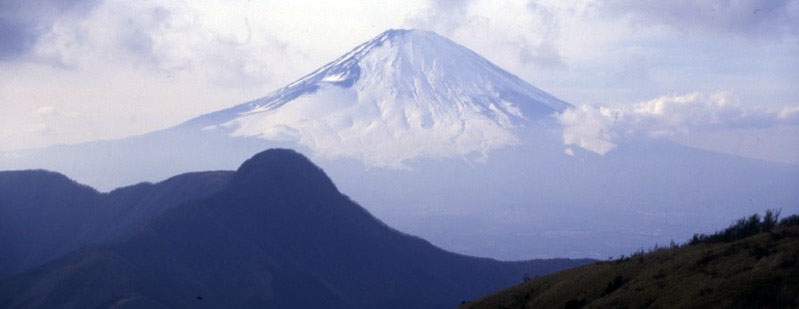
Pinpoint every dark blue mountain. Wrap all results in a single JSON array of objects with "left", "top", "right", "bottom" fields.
[
  {"left": 0, "top": 149, "right": 591, "bottom": 308},
  {"left": 0, "top": 169, "right": 231, "bottom": 278}
]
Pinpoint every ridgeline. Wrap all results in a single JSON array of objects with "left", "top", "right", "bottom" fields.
[{"left": 464, "top": 211, "right": 799, "bottom": 308}]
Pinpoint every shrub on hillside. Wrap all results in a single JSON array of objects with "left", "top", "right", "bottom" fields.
[{"left": 689, "top": 209, "right": 790, "bottom": 246}]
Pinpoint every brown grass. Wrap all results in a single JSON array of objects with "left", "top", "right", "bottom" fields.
[{"left": 463, "top": 226, "right": 799, "bottom": 308}]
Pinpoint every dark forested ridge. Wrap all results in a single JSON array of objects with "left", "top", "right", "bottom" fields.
[
  {"left": 463, "top": 212, "right": 799, "bottom": 308},
  {"left": 0, "top": 149, "right": 591, "bottom": 308},
  {"left": 0, "top": 169, "right": 233, "bottom": 278}
]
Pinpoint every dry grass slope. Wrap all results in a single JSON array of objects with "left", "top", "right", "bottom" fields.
[{"left": 464, "top": 215, "right": 799, "bottom": 308}]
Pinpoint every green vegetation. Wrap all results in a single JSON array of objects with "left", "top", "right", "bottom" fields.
[{"left": 463, "top": 211, "right": 799, "bottom": 308}]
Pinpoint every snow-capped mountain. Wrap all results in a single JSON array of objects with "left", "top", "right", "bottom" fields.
[
  {"left": 191, "top": 29, "right": 569, "bottom": 166},
  {"left": 1, "top": 29, "right": 797, "bottom": 260}
]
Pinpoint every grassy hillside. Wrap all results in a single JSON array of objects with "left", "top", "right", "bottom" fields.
[{"left": 464, "top": 212, "right": 799, "bottom": 308}]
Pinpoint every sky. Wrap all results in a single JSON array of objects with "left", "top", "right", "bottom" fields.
[{"left": 1, "top": 0, "right": 797, "bottom": 163}]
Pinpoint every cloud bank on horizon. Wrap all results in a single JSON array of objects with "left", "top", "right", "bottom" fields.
[
  {"left": 559, "top": 92, "right": 799, "bottom": 157},
  {"left": 0, "top": 0, "right": 797, "bottom": 163}
]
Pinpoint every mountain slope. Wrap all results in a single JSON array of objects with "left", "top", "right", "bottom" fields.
[
  {"left": 0, "top": 169, "right": 232, "bottom": 279},
  {"left": 463, "top": 220, "right": 799, "bottom": 308},
  {"left": 0, "top": 149, "right": 591, "bottom": 308},
  {"left": 190, "top": 29, "right": 570, "bottom": 166}
]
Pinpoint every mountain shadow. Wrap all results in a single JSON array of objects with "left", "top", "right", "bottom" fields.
[{"left": 0, "top": 149, "right": 592, "bottom": 308}]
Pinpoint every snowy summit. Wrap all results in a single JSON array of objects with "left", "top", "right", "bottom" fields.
[{"left": 196, "top": 29, "right": 570, "bottom": 166}]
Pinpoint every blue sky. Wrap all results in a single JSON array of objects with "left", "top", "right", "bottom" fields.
[{"left": 0, "top": 0, "right": 797, "bottom": 162}]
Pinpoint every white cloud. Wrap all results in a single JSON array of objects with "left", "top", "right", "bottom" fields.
[
  {"left": 34, "top": 106, "right": 59, "bottom": 116},
  {"left": 558, "top": 104, "right": 619, "bottom": 155},
  {"left": 599, "top": 0, "right": 799, "bottom": 40},
  {"left": 1, "top": 0, "right": 797, "bottom": 152},
  {"left": 779, "top": 105, "right": 799, "bottom": 121},
  {"left": 558, "top": 92, "right": 799, "bottom": 155}
]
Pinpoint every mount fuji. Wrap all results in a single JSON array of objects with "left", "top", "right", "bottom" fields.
[
  {"left": 186, "top": 29, "right": 569, "bottom": 166},
  {"left": 2, "top": 29, "right": 797, "bottom": 259}
]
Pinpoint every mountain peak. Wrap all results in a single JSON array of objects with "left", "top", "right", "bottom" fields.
[
  {"left": 193, "top": 29, "right": 571, "bottom": 167},
  {"left": 277, "top": 28, "right": 460, "bottom": 90},
  {"left": 231, "top": 149, "right": 338, "bottom": 195},
  {"left": 376, "top": 28, "right": 431, "bottom": 38},
  {"left": 236, "top": 148, "right": 311, "bottom": 173},
  {"left": 370, "top": 28, "right": 446, "bottom": 45}
]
